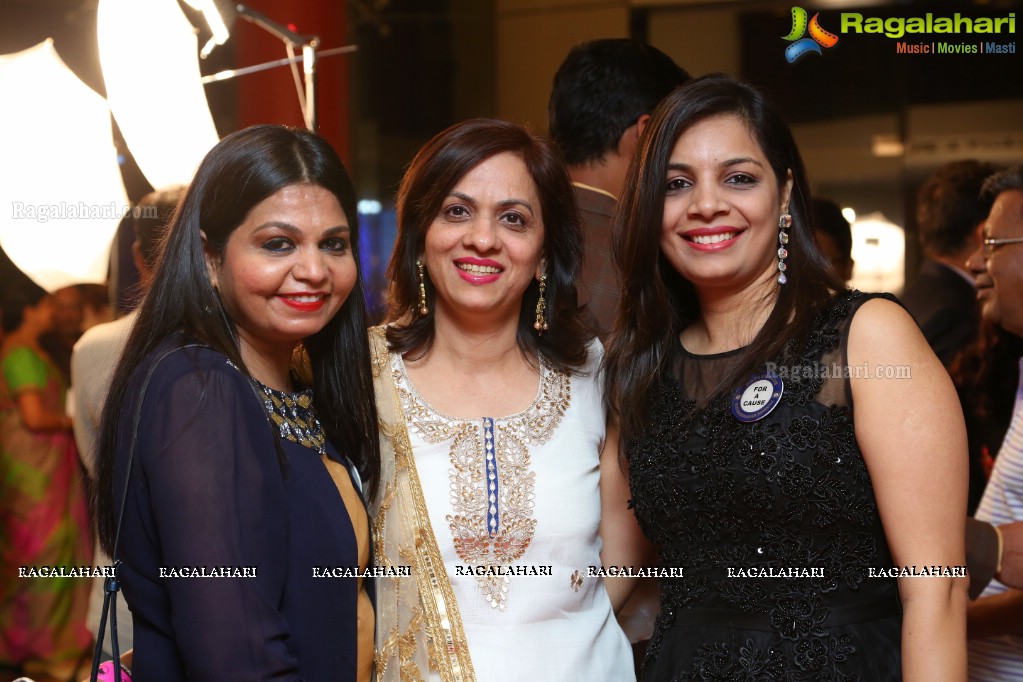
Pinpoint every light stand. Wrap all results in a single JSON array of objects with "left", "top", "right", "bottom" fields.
[
  {"left": 235, "top": 4, "right": 319, "bottom": 130},
  {"left": 193, "top": 3, "right": 358, "bottom": 132}
]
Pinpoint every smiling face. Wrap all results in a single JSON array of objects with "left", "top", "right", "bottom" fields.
[
  {"left": 660, "top": 114, "right": 793, "bottom": 294},
  {"left": 206, "top": 183, "right": 357, "bottom": 361},
  {"left": 972, "top": 189, "right": 1023, "bottom": 337},
  {"left": 423, "top": 151, "right": 545, "bottom": 326}
]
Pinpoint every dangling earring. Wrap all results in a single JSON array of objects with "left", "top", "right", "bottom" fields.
[
  {"left": 417, "top": 259, "right": 429, "bottom": 315},
  {"left": 534, "top": 273, "right": 549, "bottom": 334},
  {"left": 777, "top": 213, "right": 792, "bottom": 285}
]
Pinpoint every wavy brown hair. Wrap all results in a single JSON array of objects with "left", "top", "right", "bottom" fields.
[{"left": 386, "top": 118, "right": 592, "bottom": 370}]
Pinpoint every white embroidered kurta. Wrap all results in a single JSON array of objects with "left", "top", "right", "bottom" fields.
[{"left": 391, "top": 341, "right": 634, "bottom": 681}]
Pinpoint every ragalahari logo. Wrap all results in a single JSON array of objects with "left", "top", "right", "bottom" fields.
[{"left": 782, "top": 7, "right": 840, "bottom": 63}]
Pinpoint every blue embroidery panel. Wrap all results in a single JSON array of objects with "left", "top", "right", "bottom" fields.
[{"left": 483, "top": 417, "right": 500, "bottom": 536}]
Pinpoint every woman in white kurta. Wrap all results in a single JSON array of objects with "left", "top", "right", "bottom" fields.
[{"left": 370, "top": 119, "right": 638, "bottom": 682}]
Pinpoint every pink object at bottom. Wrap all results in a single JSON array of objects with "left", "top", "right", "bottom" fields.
[{"left": 96, "top": 660, "right": 133, "bottom": 682}]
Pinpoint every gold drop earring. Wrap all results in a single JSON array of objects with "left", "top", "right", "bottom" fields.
[
  {"left": 533, "top": 273, "right": 548, "bottom": 334},
  {"left": 417, "top": 259, "right": 429, "bottom": 315}
]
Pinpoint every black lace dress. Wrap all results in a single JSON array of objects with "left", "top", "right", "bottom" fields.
[{"left": 629, "top": 291, "right": 903, "bottom": 681}]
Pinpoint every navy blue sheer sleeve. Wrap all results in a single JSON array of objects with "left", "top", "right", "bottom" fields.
[{"left": 115, "top": 346, "right": 303, "bottom": 681}]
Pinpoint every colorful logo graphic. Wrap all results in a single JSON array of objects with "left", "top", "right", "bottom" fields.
[{"left": 782, "top": 7, "right": 839, "bottom": 63}]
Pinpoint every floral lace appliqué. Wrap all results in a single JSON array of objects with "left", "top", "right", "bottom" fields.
[{"left": 629, "top": 291, "right": 901, "bottom": 680}]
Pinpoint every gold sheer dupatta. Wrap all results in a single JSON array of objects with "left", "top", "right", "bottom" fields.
[{"left": 369, "top": 327, "right": 476, "bottom": 682}]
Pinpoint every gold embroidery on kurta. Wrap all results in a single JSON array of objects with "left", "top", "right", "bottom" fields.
[{"left": 393, "top": 354, "right": 570, "bottom": 609}]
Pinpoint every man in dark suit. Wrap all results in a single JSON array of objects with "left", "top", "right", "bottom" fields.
[
  {"left": 903, "top": 160, "right": 999, "bottom": 366},
  {"left": 812, "top": 198, "right": 855, "bottom": 283},
  {"left": 548, "top": 40, "right": 688, "bottom": 339}
]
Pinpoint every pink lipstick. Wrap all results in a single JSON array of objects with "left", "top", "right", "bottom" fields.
[{"left": 455, "top": 257, "right": 503, "bottom": 284}]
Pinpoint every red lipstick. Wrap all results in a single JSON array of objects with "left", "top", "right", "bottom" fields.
[{"left": 278, "top": 294, "right": 327, "bottom": 312}]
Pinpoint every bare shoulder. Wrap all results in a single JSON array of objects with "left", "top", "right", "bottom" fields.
[
  {"left": 847, "top": 296, "right": 932, "bottom": 366},
  {"left": 849, "top": 296, "right": 916, "bottom": 337}
]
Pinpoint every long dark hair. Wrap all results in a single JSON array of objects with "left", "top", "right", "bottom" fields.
[
  {"left": 386, "top": 118, "right": 592, "bottom": 370},
  {"left": 95, "top": 124, "right": 380, "bottom": 555},
  {"left": 604, "top": 75, "right": 843, "bottom": 444}
]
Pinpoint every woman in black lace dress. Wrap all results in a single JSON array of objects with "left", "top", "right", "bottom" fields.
[{"left": 604, "top": 75, "right": 968, "bottom": 680}]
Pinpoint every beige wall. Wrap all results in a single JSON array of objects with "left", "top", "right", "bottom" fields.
[
  {"left": 646, "top": 4, "right": 747, "bottom": 79},
  {"left": 495, "top": 0, "right": 630, "bottom": 130}
]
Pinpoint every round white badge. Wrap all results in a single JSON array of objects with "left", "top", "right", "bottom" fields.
[{"left": 730, "top": 371, "right": 784, "bottom": 422}]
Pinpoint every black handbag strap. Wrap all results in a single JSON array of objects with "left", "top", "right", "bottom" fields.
[{"left": 91, "top": 343, "right": 204, "bottom": 682}]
